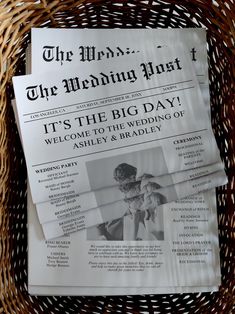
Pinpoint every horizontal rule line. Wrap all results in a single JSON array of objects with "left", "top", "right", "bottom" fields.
[
  {"left": 23, "top": 79, "right": 193, "bottom": 117},
  {"left": 32, "top": 129, "right": 207, "bottom": 167},
  {"left": 24, "top": 85, "right": 195, "bottom": 123}
]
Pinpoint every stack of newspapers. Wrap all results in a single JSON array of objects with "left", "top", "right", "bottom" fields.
[{"left": 12, "top": 28, "right": 227, "bottom": 295}]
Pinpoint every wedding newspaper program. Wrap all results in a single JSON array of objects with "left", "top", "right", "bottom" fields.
[{"left": 12, "top": 28, "right": 225, "bottom": 294}]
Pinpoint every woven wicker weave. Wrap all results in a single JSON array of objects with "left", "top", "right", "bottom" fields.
[{"left": 0, "top": 1, "right": 234, "bottom": 313}]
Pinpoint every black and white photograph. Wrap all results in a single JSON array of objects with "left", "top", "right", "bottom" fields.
[{"left": 87, "top": 161, "right": 167, "bottom": 241}]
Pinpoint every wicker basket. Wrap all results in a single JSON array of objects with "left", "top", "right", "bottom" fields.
[{"left": 0, "top": 1, "right": 234, "bottom": 313}]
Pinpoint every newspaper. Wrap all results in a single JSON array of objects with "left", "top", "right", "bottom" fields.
[
  {"left": 26, "top": 28, "right": 222, "bottom": 295},
  {"left": 28, "top": 187, "right": 221, "bottom": 289},
  {"left": 13, "top": 44, "right": 223, "bottom": 204}
]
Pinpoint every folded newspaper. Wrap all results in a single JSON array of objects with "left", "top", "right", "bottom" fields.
[
  {"left": 12, "top": 27, "right": 226, "bottom": 295},
  {"left": 42, "top": 170, "right": 226, "bottom": 239},
  {"left": 36, "top": 162, "right": 224, "bottom": 224}
]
